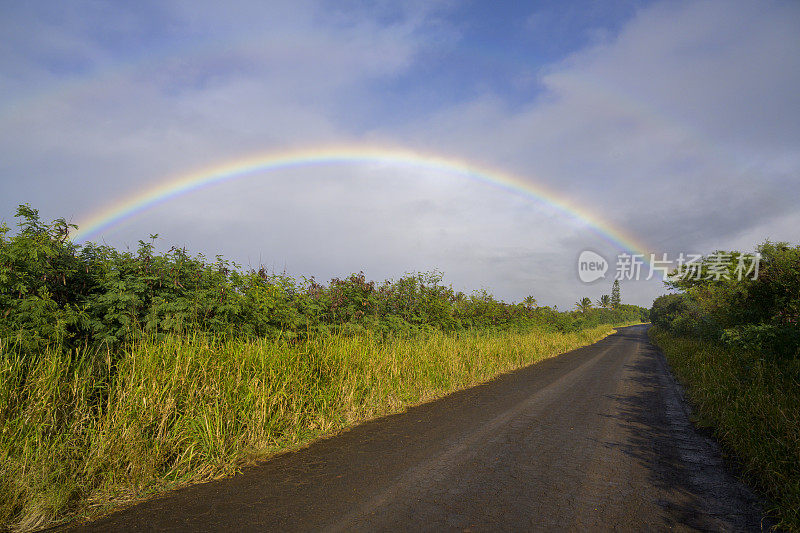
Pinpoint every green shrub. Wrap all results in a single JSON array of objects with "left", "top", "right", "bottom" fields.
[
  {"left": 653, "top": 240, "right": 800, "bottom": 357},
  {"left": 2, "top": 205, "right": 648, "bottom": 356},
  {"left": 721, "top": 323, "right": 800, "bottom": 359}
]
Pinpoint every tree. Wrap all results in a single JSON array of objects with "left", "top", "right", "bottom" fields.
[
  {"left": 575, "top": 297, "right": 593, "bottom": 313},
  {"left": 657, "top": 241, "right": 800, "bottom": 356},
  {"left": 611, "top": 280, "right": 621, "bottom": 308},
  {"left": 522, "top": 295, "right": 538, "bottom": 310},
  {"left": 597, "top": 294, "right": 611, "bottom": 308}
]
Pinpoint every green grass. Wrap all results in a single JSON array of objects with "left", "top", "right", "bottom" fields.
[
  {"left": 1, "top": 323, "right": 629, "bottom": 531},
  {"left": 649, "top": 326, "right": 800, "bottom": 531}
]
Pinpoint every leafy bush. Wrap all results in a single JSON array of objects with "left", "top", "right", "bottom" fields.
[
  {"left": 650, "top": 293, "right": 719, "bottom": 338},
  {"left": 1, "top": 205, "right": 648, "bottom": 355},
  {"left": 721, "top": 323, "right": 800, "bottom": 359},
  {"left": 0, "top": 206, "right": 86, "bottom": 351},
  {"left": 652, "top": 240, "right": 800, "bottom": 357}
]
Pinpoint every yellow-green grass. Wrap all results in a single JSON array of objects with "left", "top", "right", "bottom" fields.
[
  {"left": 649, "top": 327, "right": 800, "bottom": 531},
  {"left": 1, "top": 323, "right": 632, "bottom": 531}
]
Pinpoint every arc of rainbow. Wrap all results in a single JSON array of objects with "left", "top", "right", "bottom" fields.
[{"left": 72, "top": 145, "right": 652, "bottom": 262}]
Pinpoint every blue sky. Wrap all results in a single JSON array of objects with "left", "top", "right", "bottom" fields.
[
  {"left": 1, "top": 0, "right": 798, "bottom": 307},
  {"left": 372, "top": 0, "right": 650, "bottom": 111}
]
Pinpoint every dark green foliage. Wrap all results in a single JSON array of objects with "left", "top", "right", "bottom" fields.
[
  {"left": 649, "top": 293, "right": 718, "bottom": 339},
  {"left": 652, "top": 240, "right": 800, "bottom": 358},
  {"left": 720, "top": 323, "right": 800, "bottom": 360},
  {"left": 0, "top": 205, "right": 86, "bottom": 351},
  {"left": 1, "top": 206, "right": 648, "bottom": 353}
]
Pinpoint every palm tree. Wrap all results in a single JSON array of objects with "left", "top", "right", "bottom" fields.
[
  {"left": 575, "top": 297, "right": 593, "bottom": 313},
  {"left": 522, "top": 295, "right": 538, "bottom": 310},
  {"left": 596, "top": 294, "right": 611, "bottom": 308}
]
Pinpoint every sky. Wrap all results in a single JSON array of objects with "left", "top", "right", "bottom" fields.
[{"left": 1, "top": 0, "right": 798, "bottom": 308}]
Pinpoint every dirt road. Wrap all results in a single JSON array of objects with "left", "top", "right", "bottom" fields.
[{"left": 68, "top": 325, "right": 770, "bottom": 532}]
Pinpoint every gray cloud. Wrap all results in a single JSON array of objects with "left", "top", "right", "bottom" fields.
[{"left": 1, "top": 0, "right": 798, "bottom": 308}]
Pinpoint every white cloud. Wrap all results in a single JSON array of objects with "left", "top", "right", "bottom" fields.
[
  {"left": 1, "top": 0, "right": 797, "bottom": 308},
  {"left": 379, "top": 0, "right": 799, "bottom": 305},
  {"left": 0, "top": 0, "right": 446, "bottom": 216}
]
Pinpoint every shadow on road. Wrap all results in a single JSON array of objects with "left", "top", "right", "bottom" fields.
[{"left": 600, "top": 331, "right": 770, "bottom": 531}]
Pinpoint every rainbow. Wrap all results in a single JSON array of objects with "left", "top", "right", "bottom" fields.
[{"left": 72, "top": 145, "right": 652, "bottom": 258}]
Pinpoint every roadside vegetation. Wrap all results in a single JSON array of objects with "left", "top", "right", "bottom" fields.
[
  {"left": 649, "top": 241, "right": 800, "bottom": 530},
  {"left": 0, "top": 205, "right": 646, "bottom": 531}
]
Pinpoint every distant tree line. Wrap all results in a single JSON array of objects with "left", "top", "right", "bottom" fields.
[{"left": 0, "top": 205, "right": 648, "bottom": 354}]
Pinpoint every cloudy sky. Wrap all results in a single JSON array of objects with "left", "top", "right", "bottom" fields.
[{"left": 1, "top": 0, "right": 798, "bottom": 308}]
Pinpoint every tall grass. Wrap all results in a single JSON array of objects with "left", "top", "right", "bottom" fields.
[
  {"left": 649, "top": 327, "right": 800, "bottom": 530},
  {"left": 1, "top": 324, "right": 622, "bottom": 531}
]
